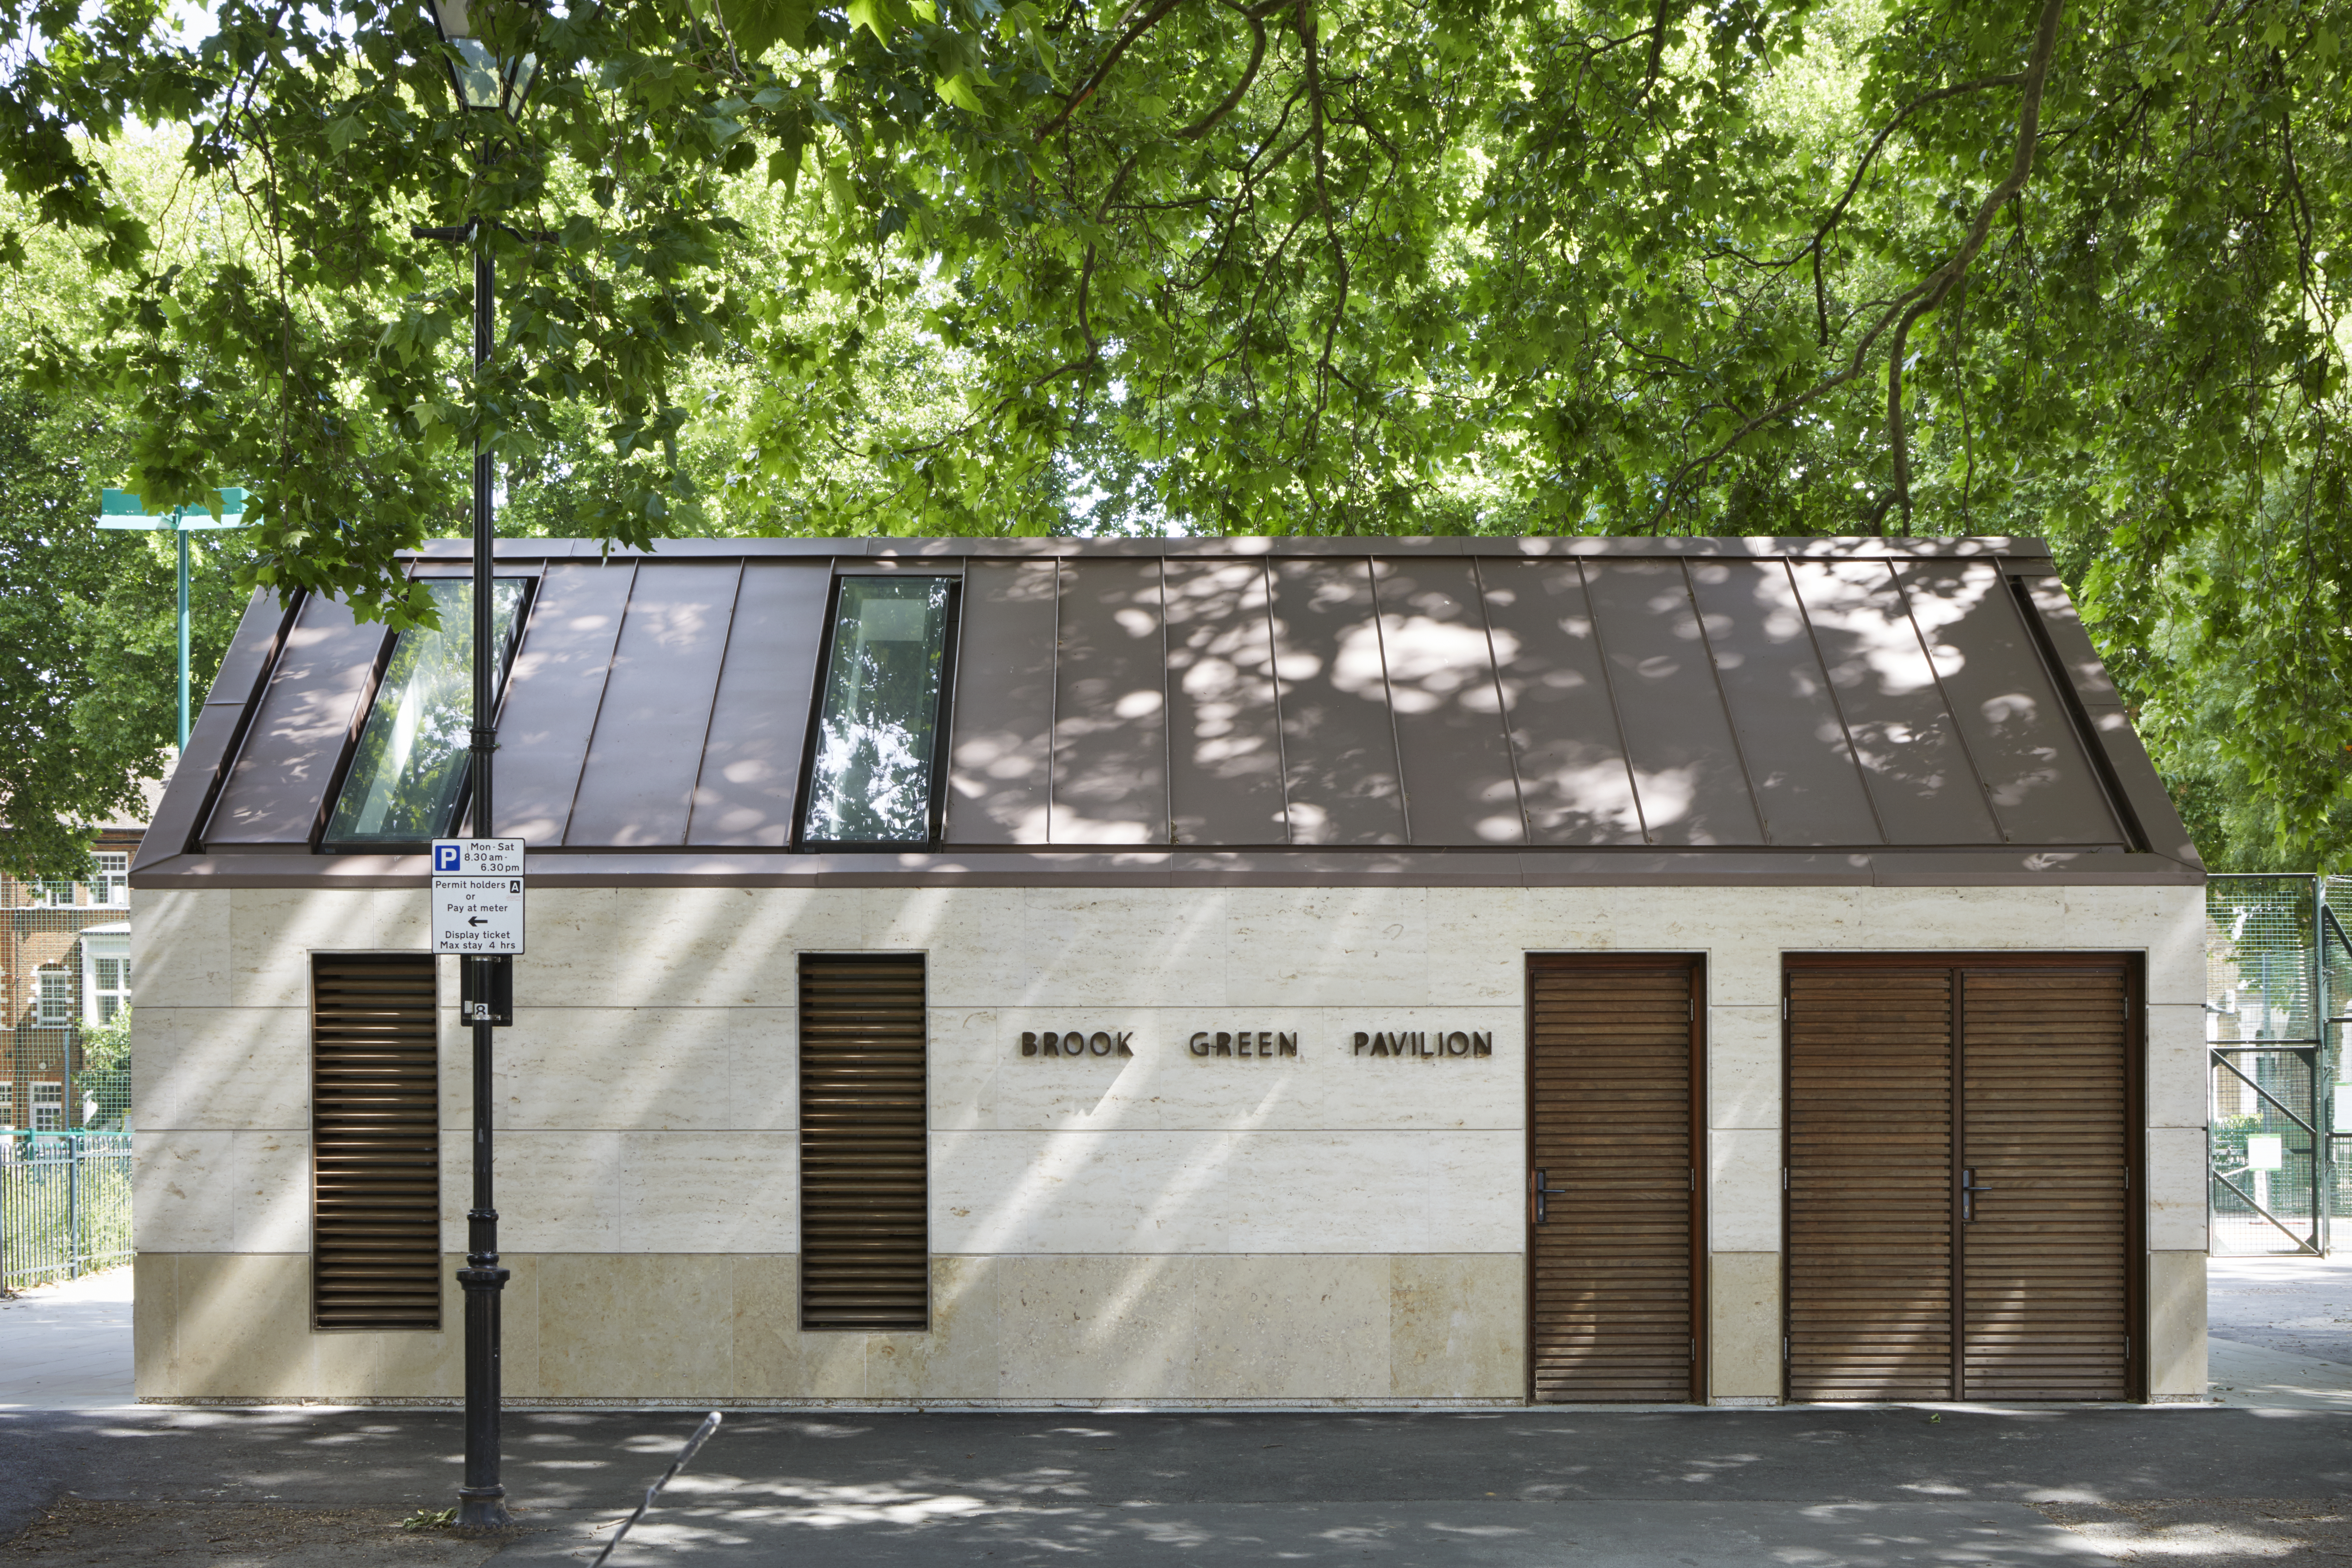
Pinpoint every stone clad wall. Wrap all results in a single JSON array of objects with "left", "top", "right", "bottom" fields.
[{"left": 128, "top": 880, "right": 2207, "bottom": 1406}]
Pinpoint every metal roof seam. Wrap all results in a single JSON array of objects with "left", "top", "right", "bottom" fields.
[
  {"left": 1573, "top": 558, "right": 1654, "bottom": 846},
  {"left": 1366, "top": 558, "right": 1415, "bottom": 847},
  {"left": 555, "top": 558, "right": 638, "bottom": 848},
  {"left": 1680, "top": 557, "right": 1772, "bottom": 848},
  {"left": 1779, "top": 558, "right": 1888, "bottom": 847},
  {"left": 1469, "top": 554, "right": 1535, "bottom": 849},
  {"left": 1885, "top": 558, "right": 2012, "bottom": 846},
  {"left": 679, "top": 559, "right": 748, "bottom": 849}
]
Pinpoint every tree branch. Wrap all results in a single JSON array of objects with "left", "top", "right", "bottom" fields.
[{"left": 1647, "top": 0, "right": 2067, "bottom": 529}]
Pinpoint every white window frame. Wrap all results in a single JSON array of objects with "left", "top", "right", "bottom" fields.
[
  {"left": 92, "top": 852, "right": 129, "bottom": 908},
  {"left": 30, "top": 1082, "right": 63, "bottom": 1132},
  {"left": 27, "top": 877, "right": 75, "bottom": 908},
  {"left": 83, "top": 936, "right": 131, "bottom": 1024},
  {"left": 0, "top": 1081, "right": 13, "bottom": 1129},
  {"left": 35, "top": 968, "right": 73, "bottom": 1026}
]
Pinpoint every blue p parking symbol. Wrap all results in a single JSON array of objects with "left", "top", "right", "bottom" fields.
[{"left": 435, "top": 844, "right": 462, "bottom": 873}]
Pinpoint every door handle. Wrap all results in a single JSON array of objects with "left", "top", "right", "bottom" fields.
[
  {"left": 1531, "top": 1167, "right": 1570, "bottom": 1225},
  {"left": 1959, "top": 1166, "right": 1991, "bottom": 1223}
]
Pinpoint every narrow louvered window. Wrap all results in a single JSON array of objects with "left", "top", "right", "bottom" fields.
[
  {"left": 312, "top": 955, "right": 441, "bottom": 1330},
  {"left": 799, "top": 954, "right": 928, "bottom": 1330}
]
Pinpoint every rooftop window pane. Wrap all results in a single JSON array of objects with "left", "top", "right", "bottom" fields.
[
  {"left": 802, "top": 577, "right": 953, "bottom": 845},
  {"left": 325, "top": 579, "right": 525, "bottom": 846}
]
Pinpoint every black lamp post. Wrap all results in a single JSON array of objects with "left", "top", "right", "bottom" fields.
[{"left": 415, "top": 0, "right": 540, "bottom": 1532}]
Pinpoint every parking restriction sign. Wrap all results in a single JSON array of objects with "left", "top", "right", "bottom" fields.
[{"left": 431, "top": 839, "right": 525, "bottom": 955}]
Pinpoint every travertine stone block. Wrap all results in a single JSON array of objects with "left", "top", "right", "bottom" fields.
[
  {"left": 492, "top": 1008, "right": 794, "bottom": 1132},
  {"left": 173, "top": 1252, "right": 315, "bottom": 1399},
  {"left": 463, "top": 1131, "right": 621, "bottom": 1253},
  {"left": 1226, "top": 889, "right": 1430, "bottom": 1007},
  {"left": 1185, "top": 1254, "right": 1387, "bottom": 1399},
  {"left": 1016, "top": 890, "right": 1230, "bottom": 1008},
  {"left": 372, "top": 1256, "right": 464, "bottom": 1399},
  {"left": 2144, "top": 1126, "right": 2210, "bottom": 1252},
  {"left": 2146, "top": 1249, "right": 2208, "bottom": 1400},
  {"left": 865, "top": 1255, "right": 1003, "bottom": 1400},
  {"left": 1425, "top": 888, "right": 1537, "bottom": 1006},
  {"left": 230, "top": 1130, "right": 310, "bottom": 1253},
  {"left": 731, "top": 1255, "right": 867, "bottom": 1399},
  {"left": 2063, "top": 886, "right": 2206, "bottom": 1005},
  {"left": 229, "top": 889, "right": 429, "bottom": 1009},
  {"left": 1391, "top": 1254, "right": 1523, "bottom": 1398},
  {"left": 930, "top": 1007, "right": 1521, "bottom": 1134},
  {"left": 617, "top": 1133, "right": 797, "bottom": 1252},
  {"left": 866, "top": 888, "right": 1023, "bottom": 1009},
  {"left": 2145, "top": 1004, "right": 2208, "bottom": 1130},
  {"left": 1709, "top": 1252, "right": 1781, "bottom": 1401},
  {"left": 1707, "top": 1129, "right": 1781, "bottom": 1252},
  {"left": 996, "top": 1254, "right": 1190, "bottom": 1399},
  {"left": 134, "top": 1253, "right": 179, "bottom": 1398},
  {"left": 932, "top": 1130, "right": 1520, "bottom": 1254},
  {"left": 1709, "top": 1008, "right": 1780, "bottom": 1130},
  {"left": 134, "top": 1008, "right": 308, "bottom": 1132},
  {"left": 134, "top": 1132, "right": 233, "bottom": 1251},
  {"left": 536, "top": 1254, "right": 733, "bottom": 1399},
  {"left": 132, "top": 889, "right": 232, "bottom": 1008}
]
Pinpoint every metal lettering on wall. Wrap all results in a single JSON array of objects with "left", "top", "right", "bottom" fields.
[
  {"left": 1353, "top": 1030, "right": 1492, "bottom": 1059},
  {"left": 1021, "top": 1030, "right": 1134, "bottom": 1058},
  {"left": 1188, "top": 1031, "right": 1299, "bottom": 1059}
]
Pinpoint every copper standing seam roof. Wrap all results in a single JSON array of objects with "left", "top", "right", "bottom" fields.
[{"left": 131, "top": 536, "right": 2201, "bottom": 889}]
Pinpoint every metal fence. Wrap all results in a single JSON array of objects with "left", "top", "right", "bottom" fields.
[
  {"left": 2206, "top": 874, "right": 2348, "bottom": 1254},
  {"left": 1, "top": 1130, "right": 133, "bottom": 1291}
]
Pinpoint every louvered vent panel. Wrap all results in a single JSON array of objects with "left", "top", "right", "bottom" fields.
[
  {"left": 311, "top": 955, "right": 441, "bottom": 1330},
  {"left": 1528, "top": 958, "right": 1697, "bottom": 1403},
  {"left": 800, "top": 955, "right": 929, "bottom": 1331}
]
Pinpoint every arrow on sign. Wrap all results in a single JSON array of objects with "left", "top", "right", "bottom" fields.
[{"left": 470, "top": 916, "right": 490, "bottom": 926}]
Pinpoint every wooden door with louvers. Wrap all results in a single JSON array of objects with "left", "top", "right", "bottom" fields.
[
  {"left": 311, "top": 954, "right": 441, "bottom": 1330},
  {"left": 798, "top": 954, "right": 929, "bottom": 1331},
  {"left": 1527, "top": 956, "right": 1702, "bottom": 1403},
  {"left": 1785, "top": 959, "right": 2137, "bottom": 1403}
]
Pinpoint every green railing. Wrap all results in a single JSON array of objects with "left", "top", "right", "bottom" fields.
[{"left": 1, "top": 1130, "right": 133, "bottom": 1290}]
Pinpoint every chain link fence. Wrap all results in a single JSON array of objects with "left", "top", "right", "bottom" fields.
[{"left": 2207, "top": 874, "right": 2338, "bottom": 1254}]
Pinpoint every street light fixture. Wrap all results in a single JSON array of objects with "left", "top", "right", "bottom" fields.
[
  {"left": 94, "top": 487, "right": 249, "bottom": 750},
  {"left": 416, "top": 0, "right": 543, "bottom": 1532}
]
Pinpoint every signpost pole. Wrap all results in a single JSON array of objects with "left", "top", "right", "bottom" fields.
[
  {"left": 455, "top": 231, "right": 512, "bottom": 1534},
  {"left": 174, "top": 516, "right": 191, "bottom": 748}
]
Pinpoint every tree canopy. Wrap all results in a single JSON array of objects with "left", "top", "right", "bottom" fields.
[{"left": 3, "top": 0, "right": 2351, "bottom": 870}]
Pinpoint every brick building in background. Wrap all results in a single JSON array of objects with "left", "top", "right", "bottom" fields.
[{"left": 4, "top": 777, "right": 160, "bottom": 1131}]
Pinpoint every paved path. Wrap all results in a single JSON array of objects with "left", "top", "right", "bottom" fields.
[
  {"left": 1, "top": 1261, "right": 2349, "bottom": 1562},
  {"left": 0, "top": 1268, "right": 131, "bottom": 1407}
]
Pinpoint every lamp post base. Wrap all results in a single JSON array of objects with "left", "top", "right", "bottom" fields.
[{"left": 457, "top": 1260, "right": 512, "bottom": 1530}]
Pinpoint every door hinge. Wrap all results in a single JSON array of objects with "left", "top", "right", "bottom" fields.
[
  {"left": 1691, "top": 1337, "right": 1698, "bottom": 1362},
  {"left": 1782, "top": 1167, "right": 1790, "bottom": 1190},
  {"left": 1688, "top": 997, "right": 1696, "bottom": 1022},
  {"left": 1783, "top": 1336, "right": 1791, "bottom": 1362},
  {"left": 1690, "top": 1167, "right": 1697, "bottom": 1192},
  {"left": 1782, "top": 996, "right": 1790, "bottom": 1020}
]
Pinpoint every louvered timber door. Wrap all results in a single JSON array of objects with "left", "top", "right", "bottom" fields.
[
  {"left": 1960, "top": 966, "right": 2133, "bottom": 1400},
  {"left": 1785, "top": 959, "right": 2139, "bottom": 1403},
  {"left": 1527, "top": 956, "right": 1702, "bottom": 1403},
  {"left": 798, "top": 954, "right": 929, "bottom": 1331},
  {"left": 311, "top": 954, "right": 441, "bottom": 1330}
]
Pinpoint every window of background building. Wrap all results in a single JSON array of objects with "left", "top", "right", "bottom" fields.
[
  {"left": 0, "top": 1082, "right": 13, "bottom": 1129},
  {"left": 92, "top": 852, "right": 129, "bottom": 907},
  {"left": 31, "top": 1083, "right": 62, "bottom": 1132},
  {"left": 85, "top": 946, "right": 131, "bottom": 1023},
  {"left": 325, "top": 578, "right": 526, "bottom": 846},
  {"left": 35, "top": 970, "right": 73, "bottom": 1025},
  {"left": 30, "top": 877, "right": 74, "bottom": 907},
  {"left": 800, "top": 577, "right": 955, "bottom": 845}
]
